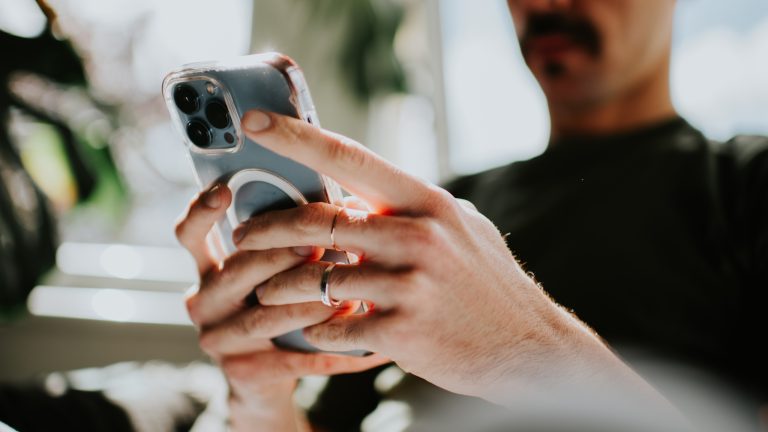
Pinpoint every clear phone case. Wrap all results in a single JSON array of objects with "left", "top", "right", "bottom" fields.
[{"left": 162, "top": 53, "right": 364, "bottom": 355}]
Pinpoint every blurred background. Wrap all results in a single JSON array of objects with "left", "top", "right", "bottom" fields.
[{"left": 0, "top": 0, "right": 766, "bottom": 407}]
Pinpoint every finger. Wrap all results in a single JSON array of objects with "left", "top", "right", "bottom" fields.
[
  {"left": 222, "top": 350, "right": 390, "bottom": 385},
  {"left": 456, "top": 198, "right": 478, "bottom": 212},
  {"left": 199, "top": 302, "right": 343, "bottom": 356},
  {"left": 234, "top": 202, "right": 428, "bottom": 264},
  {"left": 241, "top": 110, "right": 439, "bottom": 214},
  {"left": 343, "top": 195, "right": 371, "bottom": 212},
  {"left": 256, "top": 262, "right": 400, "bottom": 308},
  {"left": 303, "top": 313, "right": 382, "bottom": 353},
  {"left": 187, "top": 247, "right": 321, "bottom": 326},
  {"left": 175, "top": 184, "right": 232, "bottom": 275}
]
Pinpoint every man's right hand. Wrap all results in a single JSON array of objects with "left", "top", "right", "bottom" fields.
[{"left": 175, "top": 183, "right": 388, "bottom": 432}]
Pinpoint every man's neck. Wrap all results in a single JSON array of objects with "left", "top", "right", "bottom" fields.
[{"left": 548, "top": 62, "right": 677, "bottom": 142}]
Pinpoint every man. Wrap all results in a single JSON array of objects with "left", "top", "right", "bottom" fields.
[{"left": 176, "top": 0, "right": 767, "bottom": 430}]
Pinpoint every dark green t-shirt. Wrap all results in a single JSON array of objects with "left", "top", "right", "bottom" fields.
[
  {"left": 310, "top": 117, "right": 768, "bottom": 430},
  {"left": 447, "top": 117, "right": 767, "bottom": 392}
]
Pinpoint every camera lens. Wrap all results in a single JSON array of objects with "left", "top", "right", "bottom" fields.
[
  {"left": 205, "top": 100, "right": 230, "bottom": 129},
  {"left": 174, "top": 84, "right": 200, "bottom": 114},
  {"left": 186, "top": 120, "right": 211, "bottom": 148}
]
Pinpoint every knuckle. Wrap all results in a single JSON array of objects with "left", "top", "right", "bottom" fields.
[
  {"left": 197, "top": 331, "right": 217, "bottom": 355},
  {"left": 317, "top": 354, "right": 337, "bottom": 372},
  {"left": 174, "top": 219, "right": 197, "bottom": 250},
  {"left": 274, "top": 358, "right": 298, "bottom": 378},
  {"left": 319, "top": 320, "right": 354, "bottom": 345},
  {"left": 261, "top": 276, "right": 287, "bottom": 305},
  {"left": 236, "top": 310, "right": 263, "bottom": 337},
  {"left": 259, "top": 248, "right": 285, "bottom": 269},
  {"left": 276, "top": 354, "right": 305, "bottom": 377},
  {"left": 282, "top": 303, "right": 299, "bottom": 321},
  {"left": 401, "top": 268, "right": 426, "bottom": 291},
  {"left": 185, "top": 293, "right": 202, "bottom": 325},
  {"left": 327, "top": 136, "right": 367, "bottom": 170},
  {"left": 283, "top": 116, "right": 311, "bottom": 146},
  {"left": 299, "top": 300, "right": 328, "bottom": 319},
  {"left": 455, "top": 198, "right": 472, "bottom": 209},
  {"left": 431, "top": 185, "right": 454, "bottom": 202},
  {"left": 297, "top": 203, "right": 331, "bottom": 234},
  {"left": 407, "top": 220, "right": 455, "bottom": 270},
  {"left": 342, "top": 322, "right": 360, "bottom": 345},
  {"left": 237, "top": 221, "right": 264, "bottom": 248},
  {"left": 174, "top": 196, "right": 199, "bottom": 240},
  {"left": 406, "top": 218, "right": 443, "bottom": 251},
  {"left": 173, "top": 219, "right": 187, "bottom": 243},
  {"left": 429, "top": 186, "right": 463, "bottom": 218},
  {"left": 387, "top": 271, "right": 412, "bottom": 304},
  {"left": 401, "top": 270, "right": 431, "bottom": 302}
]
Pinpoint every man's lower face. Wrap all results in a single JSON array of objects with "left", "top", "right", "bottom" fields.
[{"left": 543, "top": 61, "right": 567, "bottom": 79}]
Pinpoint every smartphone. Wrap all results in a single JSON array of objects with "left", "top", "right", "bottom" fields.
[{"left": 163, "top": 52, "right": 365, "bottom": 356}]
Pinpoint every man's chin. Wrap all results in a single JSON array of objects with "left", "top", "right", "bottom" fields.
[
  {"left": 527, "top": 58, "right": 598, "bottom": 102},
  {"left": 536, "top": 78, "right": 604, "bottom": 112}
]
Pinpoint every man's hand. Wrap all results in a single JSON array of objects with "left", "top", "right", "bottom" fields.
[
  {"left": 175, "top": 184, "right": 388, "bottom": 431},
  {"left": 201, "top": 109, "right": 646, "bottom": 406}
]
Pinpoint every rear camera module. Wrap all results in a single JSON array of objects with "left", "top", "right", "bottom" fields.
[
  {"left": 205, "top": 100, "right": 230, "bottom": 129},
  {"left": 186, "top": 120, "right": 211, "bottom": 148},
  {"left": 174, "top": 84, "right": 200, "bottom": 114}
]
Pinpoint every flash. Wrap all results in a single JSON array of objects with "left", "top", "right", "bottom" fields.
[{"left": 205, "top": 82, "right": 216, "bottom": 95}]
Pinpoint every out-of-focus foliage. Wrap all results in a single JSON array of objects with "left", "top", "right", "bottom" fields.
[
  {"left": 303, "top": 0, "right": 407, "bottom": 100},
  {"left": 0, "top": 1, "right": 122, "bottom": 316}
]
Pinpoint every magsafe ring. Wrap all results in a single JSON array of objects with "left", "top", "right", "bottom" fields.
[{"left": 226, "top": 169, "right": 308, "bottom": 228}]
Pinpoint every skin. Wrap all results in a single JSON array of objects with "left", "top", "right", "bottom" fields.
[
  {"left": 507, "top": 0, "right": 677, "bottom": 138},
  {"left": 178, "top": 114, "right": 681, "bottom": 429},
  {"left": 175, "top": 1, "right": 686, "bottom": 430},
  {"left": 177, "top": 188, "right": 389, "bottom": 431}
]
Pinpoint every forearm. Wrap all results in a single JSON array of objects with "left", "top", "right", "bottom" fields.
[{"left": 485, "top": 304, "right": 691, "bottom": 430}]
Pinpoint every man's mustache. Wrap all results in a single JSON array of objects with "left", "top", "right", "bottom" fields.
[{"left": 521, "top": 13, "right": 601, "bottom": 57}]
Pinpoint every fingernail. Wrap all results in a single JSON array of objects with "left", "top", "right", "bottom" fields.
[
  {"left": 204, "top": 185, "right": 221, "bottom": 208},
  {"left": 232, "top": 225, "right": 247, "bottom": 244},
  {"left": 243, "top": 110, "right": 271, "bottom": 133},
  {"left": 292, "top": 246, "right": 314, "bottom": 257}
]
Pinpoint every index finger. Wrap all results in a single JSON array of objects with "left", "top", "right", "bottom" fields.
[{"left": 241, "top": 110, "right": 438, "bottom": 214}]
